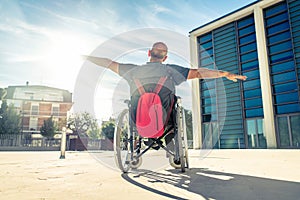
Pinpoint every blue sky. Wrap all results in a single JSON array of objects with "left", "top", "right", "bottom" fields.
[{"left": 0, "top": 0, "right": 257, "bottom": 93}]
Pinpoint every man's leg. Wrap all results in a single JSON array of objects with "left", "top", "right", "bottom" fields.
[{"left": 164, "top": 126, "right": 175, "bottom": 157}]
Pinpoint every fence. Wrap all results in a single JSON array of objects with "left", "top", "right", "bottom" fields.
[
  {"left": 0, "top": 134, "right": 112, "bottom": 151},
  {"left": 0, "top": 134, "right": 61, "bottom": 151}
]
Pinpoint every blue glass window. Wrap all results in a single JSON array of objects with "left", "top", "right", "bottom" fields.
[
  {"left": 199, "top": 33, "right": 212, "bottom": 43},
  {"left": 270, "top": 50, "right": 293, "bottom": 63},
  {"left": 267, "top": 21, "right": 289, "bottom": 35},
  {"left": 238, "top": 25, "right": 255, "bottom": 37},
  {"left": 238, "top": 16, "right": 254, "bottom": 28},
  {"left": 203, "top": 105, "right": 216, "bottom": 114},
  {"left": 268, "top": 31, "right": 291, "bottom": 44},
  {"left": 200, "top": 57, "right": 213, "bottom": 66},
  {"left": 272, "top": 71, "right": 296, "bottom": 83},
  {"left": 239, "top": 34, "right": 256, "bottom": 45},
  {"left": 240, "top": 51, "right": 258, "bottom": 63},
  {"left": 202, "top": 97, "right": 216, "bottom": 105},
  {"left": 240, "top": 42, "right": 257, "bottom": 53},
  {"left": 264, "top": 1, "right": 299, "bottom": 115},
  {"left": 244, "top": 88, "right": 262, "bottom": 99},
  {"left": 266, "top": 12, "right": 289, "bottom": 26},
  {"left": 271, "top": 60, "right": 295, "bottom": 73},
  {"left": 245, "top": 98, "right": 263, "bottom": 108},
  {"left": 200, "top": 48, "right": 213, "bottom": 58},
  {"left": 273, "top": 82, "right": 298, "bottom": 94},
  {"left": 200, "top": 41, "right": 212, "bottom": 50},
  {"left": 245, "top": 108, "right": 263, "bottom": 118},
  {"left": 202, "top": 80, "right": 216, "bottom": 89},
  {"left": 264, "top": 3, "right": 287, "bottom": 18},
  {"left": 241, "top": 60, "right": 259, "bottom": 71},
  {"left": 276, "top": 104, "right": 300, "bottom": 114},
  {"left": 202, "top": 89, "right": 215, "bottom": 98},
  {"left": 203, "top": 115, "right": 212, "bottom": 122},
  {"left": 275, "top": 92, "right": 299, "bottom": 104},
  {"left": 238, "top": 14, "right": 262, "bottom": 119},
  {"left": 201, "top": 57, "right": 214, "bottom": 66},
  {"left": 243, "top": 69, "right": 259, "bottom": 80},
  {"left": 243, "top": 79, "right": 261, "bottom": 89},
  {"left": 269, "top": 41, "right": 292, "bottom": 54}
]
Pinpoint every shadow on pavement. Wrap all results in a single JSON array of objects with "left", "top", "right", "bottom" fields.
[{"left": 122, "top": 168, "right": 300, "bottom": 200}]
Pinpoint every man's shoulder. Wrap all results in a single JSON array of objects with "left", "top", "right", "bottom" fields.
[{"left": 165, "top": 63, "right": 190, "bottom": 73}]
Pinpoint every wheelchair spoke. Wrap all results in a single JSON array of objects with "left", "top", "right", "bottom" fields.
[{"left": 114, "top": 109, "right": 142, "bottom": 172}]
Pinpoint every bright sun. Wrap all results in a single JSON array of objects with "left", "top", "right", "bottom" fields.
[
  {"left": 44, "top": 34, "right": 83, "bottom": 70},
  {"left": 41, "top": 33, "right": 89, "bottom": 89}
]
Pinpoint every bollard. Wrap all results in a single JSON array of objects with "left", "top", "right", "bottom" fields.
[{"left": 60, "top": 127, "right": 67, "bottom": 159}]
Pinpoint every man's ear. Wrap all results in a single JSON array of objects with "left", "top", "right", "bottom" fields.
[
  {"left": 162, "top": 55, "right": 168, "bottom": 62},
  {"left": 148, "top": 50, "right": 151, "bottom": 57}
]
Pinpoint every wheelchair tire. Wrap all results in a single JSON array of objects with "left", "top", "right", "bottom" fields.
[
  {"left": 175, "top": 105, "right": 185, "bottom": 172},
  {"left": 168, "top": 154, "right": 181, "bottom": 169},
  {"left": 131, "top": 156, "right": 142, "bottom": 169},
  {"left": 176, "top": 127, "right": 185, "bottom": 172},
  {"left": 114, "top": 109, "right": 132, "bottom": 173},
  {"left": 175, "top": 98, "right": 189, "bottom": 172},
  {"left": 182, "top": 110, "right": 189, "bottom": 169}
]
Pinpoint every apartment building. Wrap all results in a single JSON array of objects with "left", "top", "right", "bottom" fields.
[{"left": 5, "top": 84, "right": 73, "bottom": 133}]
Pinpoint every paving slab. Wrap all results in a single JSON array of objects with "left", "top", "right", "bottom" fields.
[{"left": 0, "top": 149, "right": 299, "bottom": 200}]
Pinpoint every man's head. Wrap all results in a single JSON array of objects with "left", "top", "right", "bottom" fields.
[{"left": 148, "top": 42, "right": 168, "bottom": 62}]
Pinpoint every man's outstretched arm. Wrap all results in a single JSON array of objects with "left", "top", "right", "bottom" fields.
[
  {"left": 187, "top": 68, "right": 247, "bottom": 82},
  {"left": 82, "top": 55, "right": 119, "bottom": 74}
]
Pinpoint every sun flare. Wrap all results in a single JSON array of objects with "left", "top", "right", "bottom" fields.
[{"left": 40, "top": 33, "right": 90, "bottom": 89}]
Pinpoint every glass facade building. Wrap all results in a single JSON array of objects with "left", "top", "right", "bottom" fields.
[{"left": 190, "top": 0, "right": 300, "bottom": 149}]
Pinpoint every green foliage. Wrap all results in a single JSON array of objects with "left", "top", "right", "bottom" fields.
[
  {"left": 184, "top": 109, "right": 193, "bottom": 141},
  {"left": 87, "top": 119, "right": 101, "bottom": 140},
  {"left": 67, "top": 112, "right": 101, "bottom": 139},
  {"left": 0, "top": 100, "right": 21, "bottom": 134},
  {"left": 0, "top": 88, "right": 6, "bottom": 100},
  {"left": 101, "top": 119, "right": 115, "bottom": 140},
  {"left": 40, "top": 116, "right": 58, "bottom": 139}
]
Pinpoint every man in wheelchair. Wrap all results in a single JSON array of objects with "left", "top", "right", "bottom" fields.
[{"left": 84, "top": 42, "right": 246, "bottom": 172}]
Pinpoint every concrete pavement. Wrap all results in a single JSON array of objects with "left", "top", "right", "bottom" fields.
[{"left": 0, "top": 149, "right": 299, "bottom": 200}]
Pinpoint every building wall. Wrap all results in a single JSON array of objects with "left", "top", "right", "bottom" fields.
[
  {"left": 190, "top": 0, "right": 300, "bottom": 149},
  {"left": 20, "top": 101, "right": 72, "bottom": 132},
  {"left": 6, "top": 85, "right": 73, "bottom": 133}
]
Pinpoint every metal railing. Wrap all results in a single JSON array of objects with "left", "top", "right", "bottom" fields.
[
  {"left": 0, "top": 134, "right": 112, "bottom": 151},
  {"left": 0, "top": 134, "right": 61, "bottom": 148}
]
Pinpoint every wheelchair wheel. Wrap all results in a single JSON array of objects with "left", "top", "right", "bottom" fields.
[
  {"left": 168, "top": 150, "right": 182, "bottom": 169},
  {"left": 176, "top": 125, "right": 185, "bottom": 172},
  {"left": 182, "top": 110, "right": 189, "bottom": 169},
  {"left": 175, "top": 98, "right": 189, "bottom": 172},
  {"left": 114, "top": 109, "right": 142, "bottom": 173}
]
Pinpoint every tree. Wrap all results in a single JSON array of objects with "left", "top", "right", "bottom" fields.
[
  {"left": 40, "top": 116, "right": 57, "bottom": 139},
  {"left": 0, "top": 88, "right": 6, "bottom": 100},
  {"left": 67, "top": 112, "right": 101, "bottom": 138},
  {"left": 184, "top": 109, "right": 193, "bottom": 141},
  {"left": 88, "top": 121, "right": 101, "bottom": 140},
  {"left": 0, "top": 100, "right": 21, "bottom": 134},
  {"left": 101, "top": 119, "right": 115, "bottom": 140}
]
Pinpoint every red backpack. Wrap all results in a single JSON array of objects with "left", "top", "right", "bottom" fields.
[{"left": 134, "top": 77, "right": 167, "bottom": 138}]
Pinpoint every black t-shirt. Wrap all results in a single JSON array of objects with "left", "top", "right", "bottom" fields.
[{"left": 118, "top": 62, "right": 190, "bottom": 123}]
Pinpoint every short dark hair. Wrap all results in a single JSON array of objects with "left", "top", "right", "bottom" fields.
[{"left": 150, "top": 42, "right": 168, "bottom": 59}]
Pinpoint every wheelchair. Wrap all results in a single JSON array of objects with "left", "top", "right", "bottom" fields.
[{"left": 114, "top": 96, "right": 189, "bottom": 173}]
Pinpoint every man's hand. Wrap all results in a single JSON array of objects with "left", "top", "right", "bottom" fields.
[{"left": 222, "top": 71, "right": 247, "bottom": 82}]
